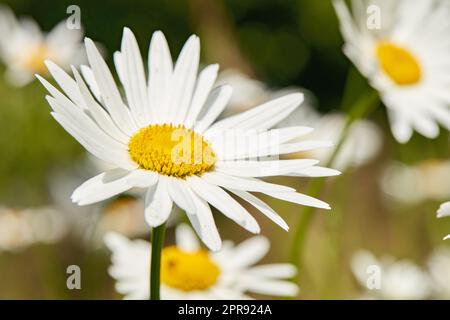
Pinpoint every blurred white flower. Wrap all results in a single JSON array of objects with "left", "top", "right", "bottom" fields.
[
  {"left": 217, "top": 70, "right": 382, "bottom": 171},
  {"left": 381, "top": 160, "right": 450, "bottom": 205},
  {"left": 94, "top": 197, "right": 149, "bottom": 240},
  {"left": 105, "top": 224, "right": 299, "bottom": 299},
  {"left": 215, "top": 69, "right": 269, "bottom": 117},
  {"left": 300, "top": 112, "right": 382, "bottom": 171},
  {"left": 0, "top": 5, "right": 85, "bottom": 87},
  {"left": 428, "top": 247, "right": 450, "bottom": 298},
  {"left": 216, "top": 69, "right": 316, "bottom": 118},
  {"left": 351, "top": 250, "right": 431, "bottom": 300},
  {"left": 437, "top": 202, "right": 450, "bottom": 240},
  {"left": 278, "top": 104, "right": 382, "bottom": 171},
  {"left": 333, "top": 0, "right": 450, "bottom": 143},
  {"left": 39, "top": 28, "right": 339, "bottom": 251},
  {"left": 0, "top": 206, "right": 68, "bottom": 252}
]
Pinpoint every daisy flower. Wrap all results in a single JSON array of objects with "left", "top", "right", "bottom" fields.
[
  {"left": 428, "top": 247, "right": 450, "bottom": 298},
  {"left": 351, "top": 250, "right": 431, "bottom": 300},
  {"left": 0, "top": 206, "right": 68, "bottom": 252},
  {"left": 333, "top": 0, "right": 450, "bottom": 143},
  {"left": 37, "top": 28, "right": 339, "bottom": 250},
  {"left": 381, "top": 159, "right": 450, "bottom": 205},
  {"left": 105, "top": 224, "right": 299, "bottom": 299},
  {"left": 280, "top": 105, "right": 382, "bottom": 171},
  {"left": 0, "top": 5, "right": 84, "bottom": 86},
  {"left": 437, "top": 202, "right": 450, "bottom": 240}
]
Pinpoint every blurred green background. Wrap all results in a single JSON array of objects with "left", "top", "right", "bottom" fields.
[{"left": 0, "top": 0, "right": 449, "bottom": 299}]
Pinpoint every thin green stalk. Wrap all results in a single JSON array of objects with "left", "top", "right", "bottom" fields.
[
  {"left": 289, "top": 89, "right": 379, "bottom": 284},
  {"left": 150, "top": 223, "right": 166, "bottom": 300}
]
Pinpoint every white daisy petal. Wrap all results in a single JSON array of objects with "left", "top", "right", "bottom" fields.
[
  {"left": 84, "top": 37, "right": 138, "bottom": 135},
  {"left": 184, "top": 64, "right": 220, "bottom": 128},
  {"left": 144, "top": 177, "right": 173, "bottom": 227},
  {"left": 71, "top": 169, "right": 137, "bottom": 205},
  {"left": 169, "top": 35, "right": 200, "bottom": 124},
  {"left": 226, "top": 236, "right": 270, "bottom": 268},
  {"left": 44, "top": 60, "right": 85, "bottom": 107},
  {"left": 175, "top": 224, "right": 200, "bottom": 252},
  {"left": 126, "top": 169, "right": 158, "bottom": 188},
  {"left": 246, "top": 264, "right": 297, "bottom": 278},
  {"left": 205, "top": 93, "right": 304, "bottom": 138},
  {"left": 113, "top": 51, "right": 125, "bottom": 85},
  {"left": 241, "top": 278, "right": 299, "bottom": 297},
  {"left": 40, "top": 77, "right": 131, "bottom": 162},
  {"left": 215, "top": 159, "right": 319, "bottom": 178},
  {"left": 201, "top": 171, "right": 294, "bottom": 193},
  {"left": 228, "top": 189, "right": 289, "bottom": 231},
  {"left": 50, "top": 111, "right": 134, "bottom": 169},
  {"left": 120, "top": 28, "right": 149, "bottom": 125},
  {"left": 194, "top": 85, "right": 233, "bottom": 133},
  {"left": 185, "top": 188, "right": 222, "bottom": 251},
  {"left": 437, "top": 202, "right": 450, "bottom": 218},
  {"left": 71, "top": 66, "right": 130, "bottom": 143},
  {"left": 265, "top": 191, "right": 331, "bottom": 210},
  {"left": 288, "top": 166, "right": 341, "bottom": 177},
  {"left": 187, "top": 176, "right": 260, "bottom": 234},
  {"left": 148, "top": 31, "right": 173, "bottom": 123},
  {"left": 167, "top": 177, "right": 196, "bottom": 213},
  {"left": 80, "top": 65, "right": 102, "bottom": 102}
]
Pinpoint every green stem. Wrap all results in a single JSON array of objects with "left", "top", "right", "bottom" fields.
[
  {"left": 150, "top": 223, "right": 166, "bottom": 300},
  {"left": 289, "top": 89, "right": 379, "bottom": 284}
]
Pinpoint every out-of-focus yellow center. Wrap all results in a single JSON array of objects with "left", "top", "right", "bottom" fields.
[
  {"left": 128, "top": 124, "right": 216, "bottom": 178},
  {"left": 161, "top": 246, "right": 220, "bottom": 291},
  {"left": 376, "top": 42, "right": 421, "bottom": 85},
  {"left": 22, "top": 45, "right": 53, "bottom": 74}
]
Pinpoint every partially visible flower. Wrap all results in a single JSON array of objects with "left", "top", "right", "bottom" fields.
[
  {"left": 0, "top": 206, "right": 68, "bottom": 252},
  {"left": 0, "top": 5, "right": 84, "bottom": 86},
  {"left": 333, "top": 0, "right": 450, "bottom": 143},
  {"left": 437, "top": 202, "right": 450, "bottom": 240},
  {"left": 284, "top": 107, "right": 382, "bottom": 171},
  {"left": 39, "top": 28, "right": 339, "bottom": 251},
  {"left": 105, "top": 224, "right": 299, "bottom": 299},
  {"left": 381, "top": 160, "right": 450, "bottom": 205},
  {"left": 351, "top": 250, "right": 431, "bottom": 300},
  {"left": 215, "top": 69, "right": 316, "bottom": 119},
  {"left": 428, "top": 247, "right": 450, "bottom": 298},
  {"left": 215, "top": 69, "right": 269, "bottom": 117},
  {"left": 94, "top": 197, "right": 149, "bottom": 240}
]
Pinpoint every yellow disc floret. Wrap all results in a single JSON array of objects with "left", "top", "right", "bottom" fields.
[
  {"left": 376, "top": 42, "right": 422, "bottom": 86},
  {"left": 161, "top": 246, "right": 220, "bottom": 291},
  {"left": 128, "top": 124, "right": 216, "bottom": 178},
  {"left": 22, "top": 45, "right": 54, "bottom": 74}
]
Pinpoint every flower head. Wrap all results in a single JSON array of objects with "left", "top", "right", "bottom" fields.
[
  {"left": 333, "top": 0, "right": 450, "bottom": 143},
  {"left": 0, "top": 5, "right": 84, "bottom": 86},
  {"left": 38, "top": 28, "right": 339, "bottom": 250},
  {"left": 351, "top": 250, "right": 431, "bottom": 300},
  {"left": 105, "top": 224, "right": 299, "bottom": 299}
]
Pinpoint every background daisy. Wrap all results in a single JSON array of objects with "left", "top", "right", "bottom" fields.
[
  {"left": 333, "top": 0, "right": 450, "bottom": 143},
  {"left": 351, "top": 250, "right": 431, "bottom": 300},
  {"left": 105, "top": 224, "right": 298, "bottom": 299},
  {"left": 0, "top": 4, "right": 85, "bottom": 86}
]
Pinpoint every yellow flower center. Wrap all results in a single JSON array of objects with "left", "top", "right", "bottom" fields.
[
  {"left": 161, "top": 246, "right": 220, "bottom": 291},
  {"left": 22, "top": 45, "right": 54, "bottom": 74},
  {"left": 128, "top": 124, "right": 216, "bottom": 178},
  {"left": 376, "top": 42, "right": 422, "bottom": 85}
]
